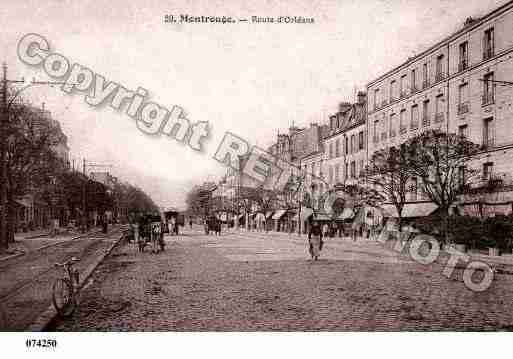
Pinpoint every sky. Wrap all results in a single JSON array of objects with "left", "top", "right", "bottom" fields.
[{"left": 0, "top": 0, "right": 509, "bottom": 209}]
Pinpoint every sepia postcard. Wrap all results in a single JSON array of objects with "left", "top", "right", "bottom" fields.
[{"left": 1, "top": 0, "right": 513, "bottom": 357}]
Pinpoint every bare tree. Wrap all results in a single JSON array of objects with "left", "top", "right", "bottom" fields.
[
  {"left": 3, "top": 103, "right": 62, "bottom": 246},
  {"left": 364, "top": 145, "right": 411, "bottom": 232},
  {"left": 405, "top": 129, "right": 480, "bottom": 243}
]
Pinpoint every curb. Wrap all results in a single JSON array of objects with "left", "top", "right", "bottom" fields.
[
  {"left": 26, "top": 231, "right": 125, "bottom": 332},
  {"left": 0, "top": 230, "right": 103, "bottom": 264}
]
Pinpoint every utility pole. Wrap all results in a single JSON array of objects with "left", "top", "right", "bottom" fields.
[
  {"left": 82, "top": 158, "right": 87, "bottom": 232},
  {"left": 1, "top": 63, "right": 8, "bottom": 249},
  {"left": 0, "top": 63, "right": 23, "bottom": 249}
]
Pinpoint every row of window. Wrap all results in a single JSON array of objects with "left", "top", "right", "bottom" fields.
[
  {"left": 372, "top": 95, "right": 445, "bottom": 142},
  {"left": 327, "top": 131, "right": 365, "bottom": 159},
  {"left": 372, "top": 27, "right": 495, "bottom": 111}
]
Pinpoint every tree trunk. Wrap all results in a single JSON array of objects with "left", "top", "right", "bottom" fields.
[
  {"left": 440, "top": 207, "right": 449, "bottom": 245},
  {"left": 7, "top": 196, "right": 16, "bottom": 244}
]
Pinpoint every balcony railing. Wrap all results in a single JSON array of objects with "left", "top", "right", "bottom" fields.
[
  {"left": 434, "top": 113, "right": 444, "bottom": 123},
  {"left": 399, "top": 126, "right": 407, "bottom": 135},
  {"left": 458, "top": 61, "right": 468, "bottom": 72},
  {"left": 481, "top": 137, "right": 495, "bottom": 150},
  {"left": 482, "top": 92, "right": 495, "bottom": 106},
  {"left": 483, "top": 48, "right": 494, "bottom": 60},
  {"left": 435, "top": 72, "right": 445, "bottom": 83},
  {"left": 422, "top": 80, "right": 430, "bottom": 89},
  {"left": 422, "top": 115, "right": 430, "bottom": 127},
  {"left": 457, "top": 102, "right": 470, "bottom": 115}
]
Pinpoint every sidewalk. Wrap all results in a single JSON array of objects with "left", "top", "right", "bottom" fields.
[
  {"left": 230, "top": 228, "right": 513, "bottom": 269},
  {"left": 0, "top": 227, "right": 102, "bottom": 261}
]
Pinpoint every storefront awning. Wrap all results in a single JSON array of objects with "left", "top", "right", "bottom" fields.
[
  {"left": 272, "top": 209, "right": 287, "bottom": 220},
  {"left": 14, "top": 198, "right": 31, "bottom": 208},
  {"left": 314, "top": 213, "right": 332, "bottom": 221},
  {"left": 255, "top": 213, "right": 266, "bottom": 221},
  {"left": 382, "top": 202, "right": 438, "bottom": 218},
  {"left": 338, "top": 207, "right": 355, "bottom": 220}
]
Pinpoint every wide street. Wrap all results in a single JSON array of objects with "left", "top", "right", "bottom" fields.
[{"left": 51, "top": 226, "right": 513, "bottom": 331}]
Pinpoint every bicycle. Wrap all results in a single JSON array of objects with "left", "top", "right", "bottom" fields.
[{"left": 52, "top": 257, "right": 80, "bottom": 317}]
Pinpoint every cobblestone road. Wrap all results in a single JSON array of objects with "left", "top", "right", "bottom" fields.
[
  {"left": 0, "top": 226, "right": 123, "bottom": 330},
  {"left": 52, "top": 228, "right": 513, "bottom": 331}
]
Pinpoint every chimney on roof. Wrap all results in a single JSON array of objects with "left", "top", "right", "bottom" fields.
[
  {"left": 464, "top": 16, "right": 478, "bottom": 27},
  {"left": 357, "top": 91, "right": 367, "bottom": 105}
]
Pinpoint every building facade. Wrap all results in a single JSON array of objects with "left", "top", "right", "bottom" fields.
[{"left": 367, "top": 1, "right": 513, "bottom": 213}]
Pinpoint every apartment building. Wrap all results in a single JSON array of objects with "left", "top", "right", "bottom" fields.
[
  {"left": 324, "top": 92, "right": 367, "bottom": 190},
  {"left": 367, "top": 1, "right": 513, "bottom": 212}
]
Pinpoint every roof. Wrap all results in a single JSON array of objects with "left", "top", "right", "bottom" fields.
[
  {"left": 324, "top": 102, "right": 367, "bottom": 141},
  {"left": 382, "top": 202, "right": 438, "bottom": 218}
]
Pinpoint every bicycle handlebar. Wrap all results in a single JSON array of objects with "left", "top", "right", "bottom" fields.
[{"left": 54, "top": 257, "right": 80, "bottom": 267}]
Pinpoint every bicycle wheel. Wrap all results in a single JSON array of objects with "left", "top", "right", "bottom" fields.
[{"left": 52, "top": 278, "right": 76, "bottom": 317}]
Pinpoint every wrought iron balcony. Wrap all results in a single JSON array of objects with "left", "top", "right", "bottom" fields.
[
  {"left": 457, "top": 102, "right": 470, "bottom": 115},
  {"left": 458, "top": 61, "right": 468, "bottom": 72},
  {"left": 422, "top": 116, "right": 430, "bottom": 127},
  {"left": 434, "top": 113, "right": 444, "bottom": 123},
  {"left": 422, "top": 80, "right": 430, "bottom": 89},
  {"left": 481, "top": 137, "right": 495, "bottom": 150},
  {"left": 435, "top": 72, "right": 445, "bottom": 83},
  {"left": 482, "top": 92, "right": 494, "bottom": 106}
]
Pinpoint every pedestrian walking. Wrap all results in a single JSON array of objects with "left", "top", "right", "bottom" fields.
[
  {"left": 308, "top": 219, "right": 323, "bottom": 261},
  {"left": 189, "top": 218, "right": 193, "bottom": 229}
]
